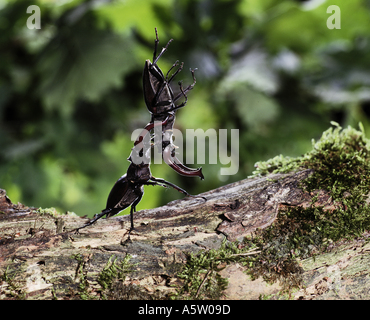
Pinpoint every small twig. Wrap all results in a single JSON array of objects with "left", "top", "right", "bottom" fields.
[
  {"left": 195, "top": 269, "right": 212, "bottom": 299},
  {"left": 231, "top": 250, "right": 261, "bottom": 257}
]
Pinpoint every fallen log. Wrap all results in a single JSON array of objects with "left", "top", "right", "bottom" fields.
[{"left": 1, "top": 166, "right": 370, "bottom": 300}]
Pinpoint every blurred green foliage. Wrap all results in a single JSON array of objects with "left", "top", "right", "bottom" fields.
[{"left": 1, "top": 0, "right": 370, "bottom": 217}]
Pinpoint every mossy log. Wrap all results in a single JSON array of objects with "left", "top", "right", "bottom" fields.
[{"left": 1, "top": 169, "right": 370, "bottom": 300}]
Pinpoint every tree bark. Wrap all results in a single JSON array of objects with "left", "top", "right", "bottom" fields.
[{"left": 1, "top": 169, "right": 370, "bottom": 299}]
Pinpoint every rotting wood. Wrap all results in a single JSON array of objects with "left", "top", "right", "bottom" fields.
[{"left": 1, "top": 169, "right": 370, "bottom": 299}]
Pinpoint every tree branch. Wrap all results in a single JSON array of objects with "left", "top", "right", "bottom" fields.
[{"left": 1, "top": 169, "right": 370, "bottom": 299}]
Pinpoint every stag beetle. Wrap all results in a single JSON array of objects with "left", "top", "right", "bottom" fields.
[
  {"left": 143, "top": 28, "right": 204, "bottom": 180},
  {"left": 73, "top": 162, "right": 195, "bottom": 236},
  {"left": 73, "top": 119, "right": 204, "bottom": 237},
  {"left": 72, "top": 29, "right": 205, "bottom": 237}
]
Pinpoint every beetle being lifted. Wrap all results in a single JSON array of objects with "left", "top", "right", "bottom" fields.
[
  {"left": 142, "top": 28, "right": 204, "bottom": 180},
  {"left": 73, "top": 29, "right": 205, "bottom": 237}
]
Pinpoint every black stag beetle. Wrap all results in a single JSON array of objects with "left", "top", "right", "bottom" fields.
[
  {"left": 73, "top": 119, "right": 205, "bottom": 237},
  {"left": 143, "top": 28, "right": 204, "bottom": 180}
]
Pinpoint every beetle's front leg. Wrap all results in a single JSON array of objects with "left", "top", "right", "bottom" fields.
[{"left": 149, "top": 176, "right": 206, "bottom": 201}]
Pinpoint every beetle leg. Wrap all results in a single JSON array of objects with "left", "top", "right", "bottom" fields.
[
  {"left": 149, "top": 176, "right": 191, "bottom": 196},
  {"left": 165, "top": 60, "right": 180, "bottom": 80},
  {"left": 153, "top": 61, "right": 186, "bottom": 113},
  {"left": 144, "top": 181, "right": 162, "bottom": 187},
  {"left": 172, "top": 68, "right": 197, "bottom": 105},
  {"left": 171, "top": 80, "right": 188, "bottom": 110},
  {"left": 72, "top": 208, "right": 111, "bottom": 233},
  {"left": 167, "top": 61, "right": 184, "bottom": 84},
  {"left": 150, "top": 176, "right": 207, "bottom": 201},
  {"left": 126, "top": 185, "right": 144, "bottom": 239}
]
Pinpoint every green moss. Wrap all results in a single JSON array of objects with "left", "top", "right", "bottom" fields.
[
  {"left": 36, "top": 207, "right": 60, "bottom": 216},
  {"left": 36, "top": 207, "right": 77, "bottom": 217},
  {"left": 70, "top": 253, "right": 95, "bottom": 300},
  {"left": 174, "top": 239, "right": 259, "bottom": 299},
  {"left": 252, "top": 122, "right": 370, "bottom": 245},
  {"left": 0, "top": 266, "right": 26, "bottom": 299},
  {"left": 177, "top": 122, "right": 370, "bottom": 298},
  {"left": 97, "top": 255, "right": 133, "bottom": 293},
  {"left": 243, "top": 122, "right": 370, "bottom": 293},
  {"left": 69, "top": 253, "right": 135, "bottom": 300},
  {"left": 253, "top": 121, "right": 370, "bottom": 181}
]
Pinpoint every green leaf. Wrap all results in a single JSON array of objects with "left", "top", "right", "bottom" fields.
[{"left": 37, "top": 19, "right": 137, "bottom": 116}]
